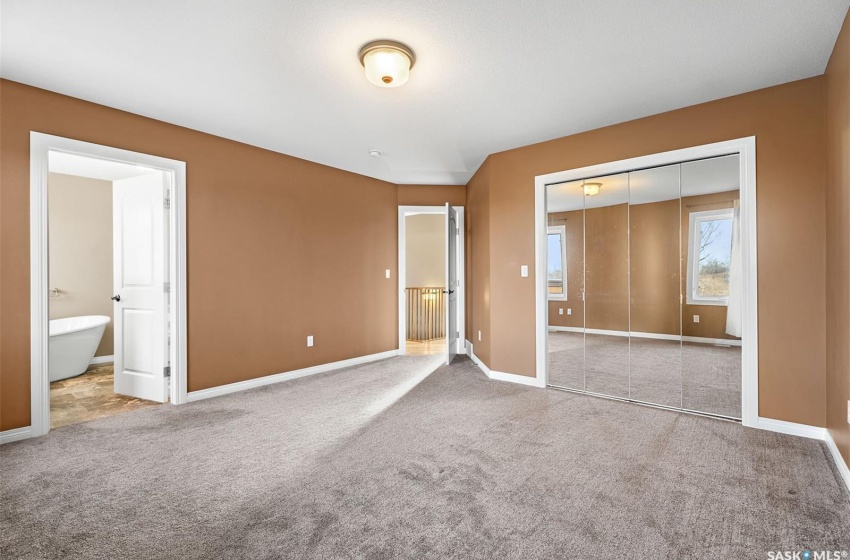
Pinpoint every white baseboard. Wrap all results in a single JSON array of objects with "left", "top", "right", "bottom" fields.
[
  {"left": 825, "top": 429, "right": 850, "bottom": 494},
  {"left": 0, "top": 426, "right": 33, "bottom": 445},
  {"left": 547, "top": 326, "right": 742, "bottom": 346},
  {"left": 467, "top": 342, "right": 545, "bottom": 388},
  {"left": 752, "top": 416, "right": 828, "bottom": 440},
  {"left": 681, "top": 336, "right": 742, "bottom": 346},
  {"left": 186, "top": 349, "right": 399, "bottom": 402},
  {"left": 488, "top": 369, "right": 546, "bottom": 387},
  {"left": 90, "top": 354, "right": 114, "bottom": 365}
]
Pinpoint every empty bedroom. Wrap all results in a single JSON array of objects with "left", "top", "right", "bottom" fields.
[{"left": 1, "top": 1, "right": 849, "bottom": 558}]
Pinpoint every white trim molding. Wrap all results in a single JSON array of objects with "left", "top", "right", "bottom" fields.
[
  {"left": 0, "top": 427, "right": 34, "bottom": 445},
  {"left": 29, "top": 132, "right": 189, "bottom": 442},
  {"left": 825, "top": 430, "right": 850, "bottom": 493},
  {"left": 547, "top": 327, "right": 742, "bottom": 347},
  {"left": 187, "top": 350, "right": 398, "bottom": 402},
  {"left": 468, "top": 342, "right": 546, "bottom": 388},
  {"left": 535, "top": 137, "right": 758, "bottom": 426},
  {"left": 752, "top": 417, "right": 827, "bottom": 440}
]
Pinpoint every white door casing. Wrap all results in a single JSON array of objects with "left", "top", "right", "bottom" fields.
[
  {"left": 113, "top": 171, "right": 169, "bottom": 402},
  {"left": 445, "top": 203, "right": 459, "bottom": 365}
]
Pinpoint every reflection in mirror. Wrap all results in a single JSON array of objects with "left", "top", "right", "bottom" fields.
[
  {"left": 679, "top": 154, "right": 742, "bottom": 418},
  {"left": 627, "top": 164, "right": 682, "bottom": 408},
  {"left": 546, "top": 181, "right": 585, "bottom": 390},
  {"left": 582, "top": 173, "right": 630, "bottom": 398}
]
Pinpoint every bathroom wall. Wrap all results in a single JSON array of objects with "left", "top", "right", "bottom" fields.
[
  {"left": 48, "top": 173, "right": 114, "bottom": 357},
  {"left": 405, "top": 214, "right": 446, "bottom": 288}
]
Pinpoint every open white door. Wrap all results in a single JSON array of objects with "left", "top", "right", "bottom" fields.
[
  {"left": 113, "top": 171, "right": 169, "bottom": 403},
  {"left": 445, "top": 203, "right": 459, "bottom": 365}
]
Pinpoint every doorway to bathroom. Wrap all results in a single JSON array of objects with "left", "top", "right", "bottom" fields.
[
  {"left": 398, "top": 205, "right": 465, "bottom": 364},
  {"left": 30, "top": 133, "right": 187, "bottom": 436}
]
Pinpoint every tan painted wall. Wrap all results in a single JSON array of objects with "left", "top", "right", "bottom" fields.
[
  {"left": 631, "top": 198, "right": 681, "bottom": 336},
  {"left": 0, "top": 79, "right": 398, "bottom": 430},
  {"left": 825, "top": 10, "right": 850, "bottom": 467},
  {"left": 465, "top": 160, "right": 490, "bottom": 363},
  {"left": 477, "top": 77, "right": 827, "bottom": 427},
  {"left": 585, "top": 204, "right": 630, "bottom": 331},
  {"left": 47, "top": 173, "right": 114, "bottom": 357},
  {"left": 398, "top": 184, "right": 465, "bottom": 207},
  {"left": 405, "top": 214, "right": 445, "bottom": 288}
]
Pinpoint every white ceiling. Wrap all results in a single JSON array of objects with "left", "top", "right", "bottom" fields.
[
  {"left": 49, "top": 151, "right": 158, "bottom": 181},
  {"left": 3, "top": 1, "right": 847, "bottom": 185},
  {"left": 548, "top": 154, "right": 739, "bottom": 212}
]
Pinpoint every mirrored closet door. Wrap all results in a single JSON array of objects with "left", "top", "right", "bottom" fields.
[{"left": 545, "top": 155, "right": 742, "bottom": 419}]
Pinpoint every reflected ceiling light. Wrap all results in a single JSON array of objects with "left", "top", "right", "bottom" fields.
[
  {"left": 369, "top": 150, "right": 382, "bottom": 157},
  {"left": 358, "top": 40, "right": 415, "bottom": 88},
  {"left": 583, "top": 182, "right": 602, "bottom": 196}
]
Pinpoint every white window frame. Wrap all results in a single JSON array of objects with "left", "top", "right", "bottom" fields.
[
  {"left": 686, "top": 207, "right": 734, "bottom": 306},
  {"left": 547, "top": 225, "right": 568, "bottom": 301}
]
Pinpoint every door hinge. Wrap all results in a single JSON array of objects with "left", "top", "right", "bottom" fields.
[
  {"left": 164, "top": 197, "right": 171, "bottom": 209},
  {"left": 164, "top": 366, "right": 171, "bottom": 378},
  {"left": 164, "top": 282, "right": 170, "bottom": 294}
]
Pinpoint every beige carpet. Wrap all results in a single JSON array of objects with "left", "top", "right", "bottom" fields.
[
  {"left": 548, "top": 331, "right": 742, "bottom": 418},
  {"left": 2, "top": 354, "right": 847, "bottom": 559}
]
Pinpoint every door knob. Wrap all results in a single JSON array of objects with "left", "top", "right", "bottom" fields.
[
  {"left": 111, "top": 294, "right": 121, "bottom": 302},
  {"left": 442, "top": 290, "right": 455, "bottom": 294}
]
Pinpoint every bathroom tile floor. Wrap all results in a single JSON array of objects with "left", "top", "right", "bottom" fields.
[{"left": 50, "top": 363, "right": 161, "bottom": 429}]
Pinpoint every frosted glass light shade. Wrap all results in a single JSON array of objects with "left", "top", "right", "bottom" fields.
[
  {"left": 359, "top": 41, "right": 415, "bottom": 88},
  {"left": 583, "top": 183, "right": 602, "bottom": 196}
]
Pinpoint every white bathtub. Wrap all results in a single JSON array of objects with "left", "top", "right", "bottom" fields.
[{"left": 49, "top": 315, "right": 111, "bottom": 382}]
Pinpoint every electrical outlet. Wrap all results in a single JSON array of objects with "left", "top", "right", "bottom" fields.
[
  {"left": 307, "top": 335, "right": 314, "bottom": 347},
  {"left": 478, "top": 330, "right": 482, "bottom": 342},
  {"left": 567, "top": 308, "right": 572, "bottom": 316},
  {"left": 693, "top": 315, "right": 700, "bottom": 323},
  {"left": 521, "top": 265, "right": 528, "bottom": 277},
  {"left": 558, "top": 308, "right": 564, "bottom": 315},
  {"left": 385, "top": 269, "right": 391, "bottom": 279}
]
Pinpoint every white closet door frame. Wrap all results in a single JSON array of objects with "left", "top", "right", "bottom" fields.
[
  {"left": 27, "top": 132, "right": 188, "bottom": 439},
  {"left": 534, "top": 137, "right": 758, "bottom": 428}
]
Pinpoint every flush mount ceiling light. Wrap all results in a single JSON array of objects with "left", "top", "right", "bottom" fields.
[
  {"left": 358, "top": 40, "right": 415, "bottom": 88},
  {"left": 582, "top": 182, "right": 602, "bottom": 196},
  {"left": 369, "top": 150, "right": 382, "bottom": 157}
]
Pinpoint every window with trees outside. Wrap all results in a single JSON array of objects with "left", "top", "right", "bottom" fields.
[
  {"left": 547, "top": 225, "right": 567, "bottom": 300},
  {"left": 687, "top": 208, "right": 734, "bottom": 306}
]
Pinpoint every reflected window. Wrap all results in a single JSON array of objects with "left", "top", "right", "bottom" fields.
[
  {"left": 687, "top": 208, "right": 733, "bottom": 305},
  {"left": 547, "top": 225, "right": 567, "bottom": 300}
]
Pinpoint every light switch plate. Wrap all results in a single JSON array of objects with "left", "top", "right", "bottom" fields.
[
  {"left": 558, "top": 308, "right": 564, "bottom": 315},
  {"left": 307, "top": 335, "right": 314, "bottom": 347},
  {"left": 567, "top": 308, "right": 572, "bottom": 316},
  {"left": 478, "top": 330, "right": 482, "bottom": 342},
  {"left": 521, "top": 265, "right": 528, "bottom": 277},
  {"left": 693, "top": 315, "right": 700, "bottom": 323},
  {"left": 847, "top": 400, "right": 850, "bottom": 425},
  {"left": 385, "top": 269, "right": 391, "bottom": 279}
]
